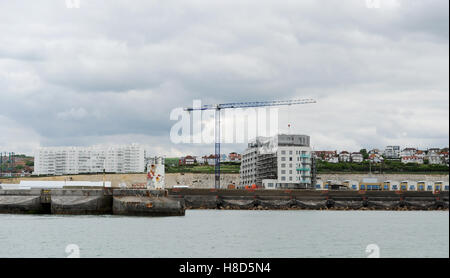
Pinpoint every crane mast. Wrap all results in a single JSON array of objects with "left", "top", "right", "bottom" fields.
[{"left": 184, "top": 98, "right": 316, "bottom": 189}]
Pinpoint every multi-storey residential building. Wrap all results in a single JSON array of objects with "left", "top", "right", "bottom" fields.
[
  {"left": 351, "top": 152, "right": 364, "bottom": 163},
  {"left": 384, "top": 146, "right": 401, "bottom": 159},
  {"left": 338, "top": 151, "right": 351, "bottom": 162},
  {"left": 401, "top": 148, "right": 417, "bottom": 157},
  {"left": 33, "top": 144, "right": 145, "bottom": 176},
  {"left": 240, "top": 134, "right": 315, "bottom": 189},
  {"left": 427, "top": 153, "right": 442, "bottom": 165}
]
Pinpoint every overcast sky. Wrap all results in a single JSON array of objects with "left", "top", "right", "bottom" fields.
[{"left": 0, "top": 0, "right": 448, "bottom": 156}]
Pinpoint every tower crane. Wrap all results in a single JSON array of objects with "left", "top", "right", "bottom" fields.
[{"left": 184, "top": 99, "right": 317, "bottom": 189}]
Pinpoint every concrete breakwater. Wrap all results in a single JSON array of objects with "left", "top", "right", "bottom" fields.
[
  {"left": 168, "top": 189, "right": 449, "bottom": 210},
  {"left": 0, "top": 188, "right": 185, "bottom": 216}
]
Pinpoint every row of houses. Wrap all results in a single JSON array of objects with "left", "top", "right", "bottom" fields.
[
  {"left": 315, "top": 146, "right": 449, "bottom": 165},
  {"left": 314, "top": 179, "right": 449, "bottom": 192},
  {"left": 314, "top": 151, "right": 367, "bottom": 163},
  {"left": 180, "top": 152, "right": 242, "bottom": 166}
]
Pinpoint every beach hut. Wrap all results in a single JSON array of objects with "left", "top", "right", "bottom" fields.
[
  {"left": 426, "top": 181, "right": 434, "bottom": 192},
  {"left": 399, "top": 181, "right": 408, "bottom": 191},
  {"left": 408, "top": 181, "right": 417, "bottom": 191},
  {"left": 434, "top": 181, "right": 444, "bottom": 192},
  {"left": 315, "top": 180, "right": 324, "bottom": 190},
  {"left": 383, "top": 180, "right": 392, "bottom": 191},
  {"left": 389, "top": 181, "right": 400, "bottom": 191},
  {"left": 359, "top": 178, "right": 381, "bottom": 191},
  {"left": 417, "top": 181, "right": 427, "bottom": 191}
]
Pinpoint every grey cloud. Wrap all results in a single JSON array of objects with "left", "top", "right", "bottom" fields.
[{"left": 0, "top": 0, "right": 448, "bottom": 155}]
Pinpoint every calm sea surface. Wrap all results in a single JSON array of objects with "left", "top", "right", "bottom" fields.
[{"left": 0, "top": 210, "right": 448, "bottom": 258}]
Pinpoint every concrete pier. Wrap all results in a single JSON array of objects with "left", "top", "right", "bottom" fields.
[
  {"left": 0, "top": 188, "right": 185, "bottom": 216},
  {"left": 0, "top": 189, "right": 49, "bottom": 214},
  {"left": 113, "top": 189, "right": 185, "bottom": 216},
  {"left": 50, "top": 189, "right": 113, "bottom": 215}
]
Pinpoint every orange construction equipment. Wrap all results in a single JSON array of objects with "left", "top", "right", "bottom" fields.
[{"left": 245, "top": 184, "right": 261, "bottom": 190}]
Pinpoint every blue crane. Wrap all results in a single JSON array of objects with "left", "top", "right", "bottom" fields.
[{"left": 184, "top": 98, "right": 317, "bottom": 189}]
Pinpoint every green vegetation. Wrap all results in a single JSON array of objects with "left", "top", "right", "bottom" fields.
[
  {"left": 317, "top": 160, "right": 449, "bottom": 174},
  {"left": 359, "top": 149, "right": 369, "bottom": 160},
  {"left": 165, "top": 158, "right": 448, "bottom": 175},
  {"left": 165, "top": 160, "right": 240, "bottom": 174}
]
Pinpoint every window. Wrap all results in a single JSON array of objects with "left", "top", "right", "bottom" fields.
[
  {"left": 281, "top": 170, "right": 286, "bottom": 174},
  {"left": 289, "top": 170, "right": 292, "bottom": 174},
  {"left": 289, "top": 151, "right": 293, "bottom": 155},
  {"left": 281, "top": 157, "right": 286, "bottom": 161},
  {"left": 281, "top": 151, "right": 286, "bottom": 155},
  {"left": 281, "top": 176, "right": 286, "bottom": 181},
  {"left": 281, "top": 164, "right": 286, "bottom": 168},
  {"left": 289, "top": 157, "right": 293, "bottom": 161},
  {"left": 289, "top": 177, "right": 293, "bottom": 181}
]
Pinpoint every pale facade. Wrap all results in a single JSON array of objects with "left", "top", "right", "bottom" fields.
[
  {"left": 240, "top": 134, "right": 314, "bottom": 189},
  {"left": 33, "top": 144, "right": 145, "bottom": 175}
]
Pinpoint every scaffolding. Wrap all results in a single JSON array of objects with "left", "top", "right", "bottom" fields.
[
  {"left": 256, "top": 153, "right": 278, "bottom": 186},
  {"left": 0, "top": 152, "right": 15, "bottom": 176}
]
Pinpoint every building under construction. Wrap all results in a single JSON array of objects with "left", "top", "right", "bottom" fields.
[
  {"left": 240, "top": 134, "right": 316, "bottom": 189},
  {"left": 0, "top": 152, "right": 16, "bottom": 177}
]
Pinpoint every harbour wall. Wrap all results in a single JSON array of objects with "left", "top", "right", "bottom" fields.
[
  {"left": 0, "top": 188, "right": 447, "bottom": 212},
  {"left": 168, "top": 189, "right": 449, "bottom": 211},
  {"left": 2, "top": 173, "right": 448, "bottom": 188},
  {"left": 0, "top": 189, "right": 185, "bottom": 216}
]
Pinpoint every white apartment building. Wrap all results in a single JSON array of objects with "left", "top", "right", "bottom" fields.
[
  {"left": 384, "top": 146, "right": 401, "bottom": 159},
  {"left": 240, "top": 134, "right": 314, "bottom": 189},
  {"left": 427, "top": 153, "right": 443, "bottom": 165},
  {"left": 33, "top": 144, "right": 145, "bottom": 176},
  {"left": 351, "top": 152, "right": 364, "bottom": 163},
  {"left": 338, "top": 151, "right": 351, "bottom": 162},
  {"left": 401, "top": 148, "right": 417, "bottom": 157}
]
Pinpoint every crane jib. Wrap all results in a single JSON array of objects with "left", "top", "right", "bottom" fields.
[{"left": 182, "top": 98, "right": 317, "bottom": 189}]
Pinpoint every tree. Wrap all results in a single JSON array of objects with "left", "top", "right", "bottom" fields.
[{"left": 360, "top": 149, "right": 369, "bottom": 160}]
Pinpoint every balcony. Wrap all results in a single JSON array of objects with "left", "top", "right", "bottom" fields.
[{"left": 296, "top": 168, "right": 310, "bottom": 171}]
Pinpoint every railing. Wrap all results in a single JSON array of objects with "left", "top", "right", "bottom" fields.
[{"left": 296, "top": 168, "right": 310, "bottom": 171}]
